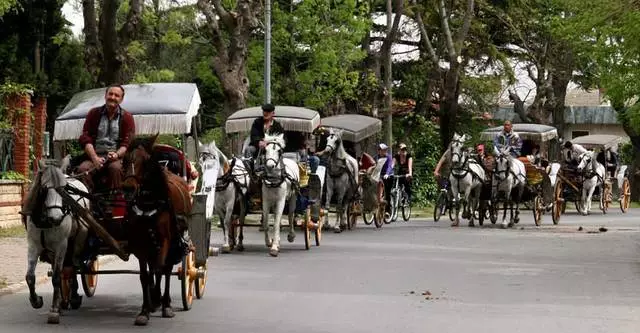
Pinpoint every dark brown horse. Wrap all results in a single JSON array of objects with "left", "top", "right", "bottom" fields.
[{"left": 122, "top": 134, "right": 192, "bottom": 326}]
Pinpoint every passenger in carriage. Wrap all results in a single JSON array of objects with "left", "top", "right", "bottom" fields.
[
  {"left": 493, "top": 120, "right": 522, "bottom": 157},
  {"left": 597, "top": 146, "right": 619, "bottom": 178},
  {"left": 76, "top": 84, "right": 135, "bottom": 192}
]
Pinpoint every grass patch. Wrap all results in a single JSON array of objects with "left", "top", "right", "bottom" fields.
[{"left": 0, "top": 225, "right": 25, "bottom": 238}]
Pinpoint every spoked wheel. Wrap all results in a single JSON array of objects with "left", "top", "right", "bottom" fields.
[
  {"left": 600, "top": 183, "right": 610, "bottom": 214},
  {"left": 195, "top": 263, "right": 207, "bottom": 299},
  {"left": 401, "top": 194, "right": 411, "bottom": 222},
  {"left": 433, "top": 191, "right": 447, "bottom": 222},
  {"left": 552, "top": 181, "right": 563, "bottom": 225},
  {"left": 489, "top": 201, "right": 498, "bottom": 224},
  {"left": 304, "top": 210, "right": 311, "bottom": 250},
  {"left": 81, "top": 259, "right": 99, "bottom": 297},
  {"left": 533, "top": 196, "right": 543, "bottom": 226},
  {"left": 346, "top": 201, "right": 358, "bottom": 230},
  {"left": 180, "top": 250, "right": 195, "bottom": 311},
  {"left": 620, "top": 178, "right": 631, "bottom": 213},
  {"left": 362, "top": 205, "right": 374, "bottom": 225},
  {"left": 374, "top": 204, "right": 384, "bottom": 229},
  {"left": 384, "top": 193, "right": 395, "bottom": 224}
]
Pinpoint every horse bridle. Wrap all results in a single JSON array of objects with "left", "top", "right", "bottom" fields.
[{"left": 37, "top": 185, "right": 71, "bottom": 228}]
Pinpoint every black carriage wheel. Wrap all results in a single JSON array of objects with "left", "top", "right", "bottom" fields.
[
  {"left": 401, "top": 194, "right": 411, "bottom": 222},
  {"left": 533, "top": 196, "right": 542, "bottom": 226},
  {"left": 433, "top": 192, "right": 447, "bottom": 222},
  {"left": 181, "top": 251, "right": 195, "bottom": 311},
  {"left": 81, "top": 260, "right": 99, "bottom": 297},
  {"left": 621, "top": 178, "right": 631, "bottom": 213},
  {"left": 489, "top": 201, "right": 498, "bottom": 224}
]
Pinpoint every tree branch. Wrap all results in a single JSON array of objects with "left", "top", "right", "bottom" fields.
[
  {"left": 370, "top": 36, "right": 421, "bottom": 47},
  {"left": 438, "top": 0, "right": 457, "bottom": 60},
  {"left": 197, "top": 0, "right": 228, "bottom": 61},
  {"left": 454, "top": 0, "right": 474, "bottom": 56},
  {"left": 380, "top": 0, "right": 404, "bottom": 58},
  {"left": 212, "top": 0, "right": 234, "bottom": 27},
  {"left": 410, "top": 0, "right": 439, "bottom": 65},
  {"left": 118, "top": 0, "right": 142, "bottom": 48}
]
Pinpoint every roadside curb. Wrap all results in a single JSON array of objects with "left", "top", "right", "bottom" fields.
[{"left": 0, "top": 255, "right": 119, "bottom": 298}]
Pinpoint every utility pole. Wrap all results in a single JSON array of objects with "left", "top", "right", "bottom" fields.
[{"left": 264, "top": 0, "right": 272, "bottom": 104}]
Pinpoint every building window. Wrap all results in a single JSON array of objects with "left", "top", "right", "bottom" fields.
[{"left": 572, "top": 131, "right": 589, "bottom": 139}]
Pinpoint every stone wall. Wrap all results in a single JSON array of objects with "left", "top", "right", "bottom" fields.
[{"left": 0, "top": 180, "right": 25, "bottom": 228}]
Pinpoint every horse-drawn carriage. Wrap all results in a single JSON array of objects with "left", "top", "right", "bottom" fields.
[
  {"left": 223, "top": 106, "right": 325, "bottom": 253},
  {"left": 479, "top": 124, "right": 562, "bottom": 226},
  {"left": 28, "top": 83, "right": 213, "bottom": 325},
  {"left": 555, "top": 134, "right": 631, "bottom": 215},
  {"left": 315, "top": 114, "right": 384, "bottom": 230}
]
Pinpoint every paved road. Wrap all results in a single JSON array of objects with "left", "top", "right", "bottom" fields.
[{"left": 1, "top": 209, "right": 639, "bottom": 332}]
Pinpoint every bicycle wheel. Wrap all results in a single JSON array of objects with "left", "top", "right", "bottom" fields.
[
  {"left": 433, "top": 191, "right": 447, "bottom": 222},
  {"left": 384, "top": 191, "right": 395, "bottom": 224},
  {"left": 401, "top": 192, "right": 411, "bottom": 221}
]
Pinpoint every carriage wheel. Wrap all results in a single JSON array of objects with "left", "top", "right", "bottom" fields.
[
  {"left": 533, "top": 196, "right": 543, "bottom": 226},
  {"left": 195, "top": 263, "right": 207, "bottom": 299},
  {"left": 552, "top": 181, "right": 563, "bottom": 225},
  {"left": 180, "top": 251, "right": 195, "bottom": 311},
  {"left": 315, "top": 214, "right": 322, "bottom": 247},
  {"left": 600, "top": 184, "right": 610, "bottom": 214},
  {"left": 304, "top": 209, "right": 311, "bottom": 250},
  {"left": 81, "top": 259, "right": 99, "bottom": 297},
  {"left": 620, "top": 178, "right": 631, "bottom": 213},
  {"left": 347, "top": 202, "right": 358, "bottom": 230},
  {"left": 489, "top": 201, "right": 498, "bottom": 224}
]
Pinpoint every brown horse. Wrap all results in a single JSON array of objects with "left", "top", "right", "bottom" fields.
[{"left": 122, "top": 134, "right": 192, "bottom": 326}]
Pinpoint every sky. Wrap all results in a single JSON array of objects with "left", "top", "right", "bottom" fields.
[{"left": 61, "top": 4, "right": 581, "bottom": 106}]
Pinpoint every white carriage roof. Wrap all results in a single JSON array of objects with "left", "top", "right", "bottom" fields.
[
  {"left": 319, "top": 114, "right": 382, "bottom": 142},
  {"left": 480, "top": 123, "right": 558, "bottom": 141},
  {"left": 570, "top": 134, "right": 628, "bottom": 149},
  {"left": 53, "top": 83, "right": 201, "bottom": 141},
  {"left": 225, "top": 106, "right": 320, "bottom": 133}
]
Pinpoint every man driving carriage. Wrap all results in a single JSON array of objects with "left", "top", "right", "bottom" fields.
[
  {"left": 493, "top": 120, "right": 522, "bottom": 157},
  {"left": 76, "top": 84, "right": 135, "bottom": 192},
  {"left": 562, "top": 140, "right": 587, "bottom": 169}
]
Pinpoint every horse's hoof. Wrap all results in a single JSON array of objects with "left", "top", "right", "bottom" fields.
[
  {"left": 468, "top": 222, "right": 475, "bottom": 227},
  {"left": 59, "top": 299, "right": 69, "bottom": 310},
  {"left": 162, "top": 306, "right": 175, "bottom": 318},
  {"left": 222, "top": 244, "right": 231, "bottom": 253},
  {"left": 501, "top": 223, "right": 508, "bottom": 229},
  {"left": 450, "top": 221, "right": 459, "bottom": 227},
  {"left": 287, "top": 233, "right": 295, "bottom": 243},
  {"left": 333, "top": 226, "right": 342, "bottom": 233},
  {"left": 269, "top": 248, "right": 279, "bottom": 257},
  {"left": 340, "top": 223, "right": 347, "bottom": 230},
  {"left": 514, "top": 218, "right": 520, "bottom": 224},
  {"left": 134, "top": 314, "right": 149, "bottom": 326},
  {"left": 30, "top": 295, "right": 43, "bottom": 309},
  {"left": 47, "top": 312, "right": 60, "bottom": 324},
  {"left": 265, "top": 239, "right": 273, "bottom": 248},
  {"left": 70, "top": 294, "right": 83, "bottom": 310},
  {"left": 237, "top": 244, "right": 245, "bottom": 252}
]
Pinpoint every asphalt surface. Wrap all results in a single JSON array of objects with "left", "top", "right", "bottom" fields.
[{"left": 1, "top": 208, "right": 639, "bottom": 332}]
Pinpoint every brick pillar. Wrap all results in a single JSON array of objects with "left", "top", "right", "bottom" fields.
[
  {"left": 4, "top": 92, "right": 32, "bottom": 177},
  {"left": 32, "top": 97, "right": 47, "bottom": 172}
]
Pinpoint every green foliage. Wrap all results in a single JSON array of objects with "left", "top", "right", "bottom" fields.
[
  {"left": 0, "top": 0, "right": 18, "bottom": 17},
  {"left": 0, "top": 170, "right": 27, "bottom": 181},
  {"left": 200, "top": 127, "right": 224, "bottom": 145},
  {"left": 619, "top": 142, "right": 633, "bottom": 165},
  {"left": 156, "top": 134, "right": 182, "bottom": 148}
]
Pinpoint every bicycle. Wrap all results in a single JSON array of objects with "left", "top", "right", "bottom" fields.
[
  {"left": 385, "top": 174, "right": 412, "bottom": 223},
  {"left": 433, "top": 179, "right": 454, "bottom": 222}
]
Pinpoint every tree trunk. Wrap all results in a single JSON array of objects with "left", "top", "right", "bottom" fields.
[
  {"left": 439, "top": 65, "right": 461, "bottom": 151},
  {"left": 549, "top": 73, "right": 570, "bottom": 140},
  {"left": 217, "top": 66, "right": 249, "bottom": 117}
]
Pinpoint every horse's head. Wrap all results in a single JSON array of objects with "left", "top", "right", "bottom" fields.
[
  {"left": 34, "top": 155, "right": 71, "bottom": 225},
  {"left": 123, "top": 133, "right": 159, "bottom": 193},
  {"left": 199, "top": 140, "right": 224, "bottom": 176},
  {"left": 493, "top": 149, "right": 512, "bottom": 181},
  {"left": 450, "top": 133, "right": 469, "bottom": 166},
  {"left": 577, "top": 151, "right": 594, "bottom": 172},
  {"left": 324, "top": 128, "right": 344, "bottom": 155},
  {"left": 263, "top": 132, "right": 285, "bottom": 170}
]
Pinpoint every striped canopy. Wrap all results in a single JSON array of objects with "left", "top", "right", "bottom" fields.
[
  {"left": 319, "top": 114, "right": 382, "bottom": 142},
  {"left": 570, "top": 134, "right": 628, "bottom": 150},
  {"left": 225, "top": 106, "right": 320, "bottom": 133},
  {"left": 54, "top": 83, "right": 201, "bottom": 141}
]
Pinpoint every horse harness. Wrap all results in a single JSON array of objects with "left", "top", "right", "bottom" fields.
[
  {"left": 450, "top": 151, "right": 483, "bottom": 182},
  {"left": 262, "top": 141, "right": 299, "bottom": 192}
]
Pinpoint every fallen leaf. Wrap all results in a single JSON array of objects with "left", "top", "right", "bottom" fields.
[
  {"left": 409, "top": 291, "right": 415, "bottom": 294},
  {"left": 599, "top": 227, "right": 608, "bottom": 232},
  {"left": 578, "top": 226, "right": 583, "bottom": 231},
  {"left": 422, "top": 290, "right": 432, "bottom": 296}
]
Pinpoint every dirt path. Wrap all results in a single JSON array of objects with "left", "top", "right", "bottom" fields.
[{"left": 0, "top": 237, "right": 48, "bottom": 288}]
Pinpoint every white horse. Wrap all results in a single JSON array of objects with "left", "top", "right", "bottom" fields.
[
  {"left": 262, "top": 132, "right": 300, "bottom": 257},
  {"left": 320, "top": 129, "right": 359, "bottom": 233},
  {"left": 492, "top": 147, "right": 526, "bottom": 228},
  {"left": 576, "top": 150, "right": 605, "bottom": 215},
  {"left": 23, "top": 156, "right": 90, "bottom": 324},
  {"left": 448, "top": 133, "right": 485, "bottom": 227},
  {"left": 199, "top": 141, "right": 250, "bottom": 253}
]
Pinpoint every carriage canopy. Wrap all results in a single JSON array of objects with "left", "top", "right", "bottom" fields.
[
  {"left": 480, "top": 123, "right": 558, "bottom": 142},
  {"left": 319, "top": 114, "right": 382, "bottom": 142},
  {"left": 54, "top": 83, "right": 201, "bottom": 141},
  {"left": 225, "top": 106, "right": 320, "bottom": 134},
  {"left": 570, "top": 134, "right": 628, "bottom": 150}
]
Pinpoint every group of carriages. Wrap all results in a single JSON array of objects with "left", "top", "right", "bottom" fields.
[
  {"left": 435, "top": 123, "right": 631, "bottom": 229},
  {"left": 22, "top": 82, "right": 407, "bottom": 325}
]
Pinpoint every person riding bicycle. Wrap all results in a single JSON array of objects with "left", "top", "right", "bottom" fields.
[
  {"left": 392, "top": 143, "right": 413, "bottom": 203},
  {"left": 376, "top": 143, "right": 394, "bottom": 206},
  {"left": 434, "top": 142, "right": 453, "bottom": 191},
  {"left": 493, "top": 120, "right": 522, "bottom": 157}
]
